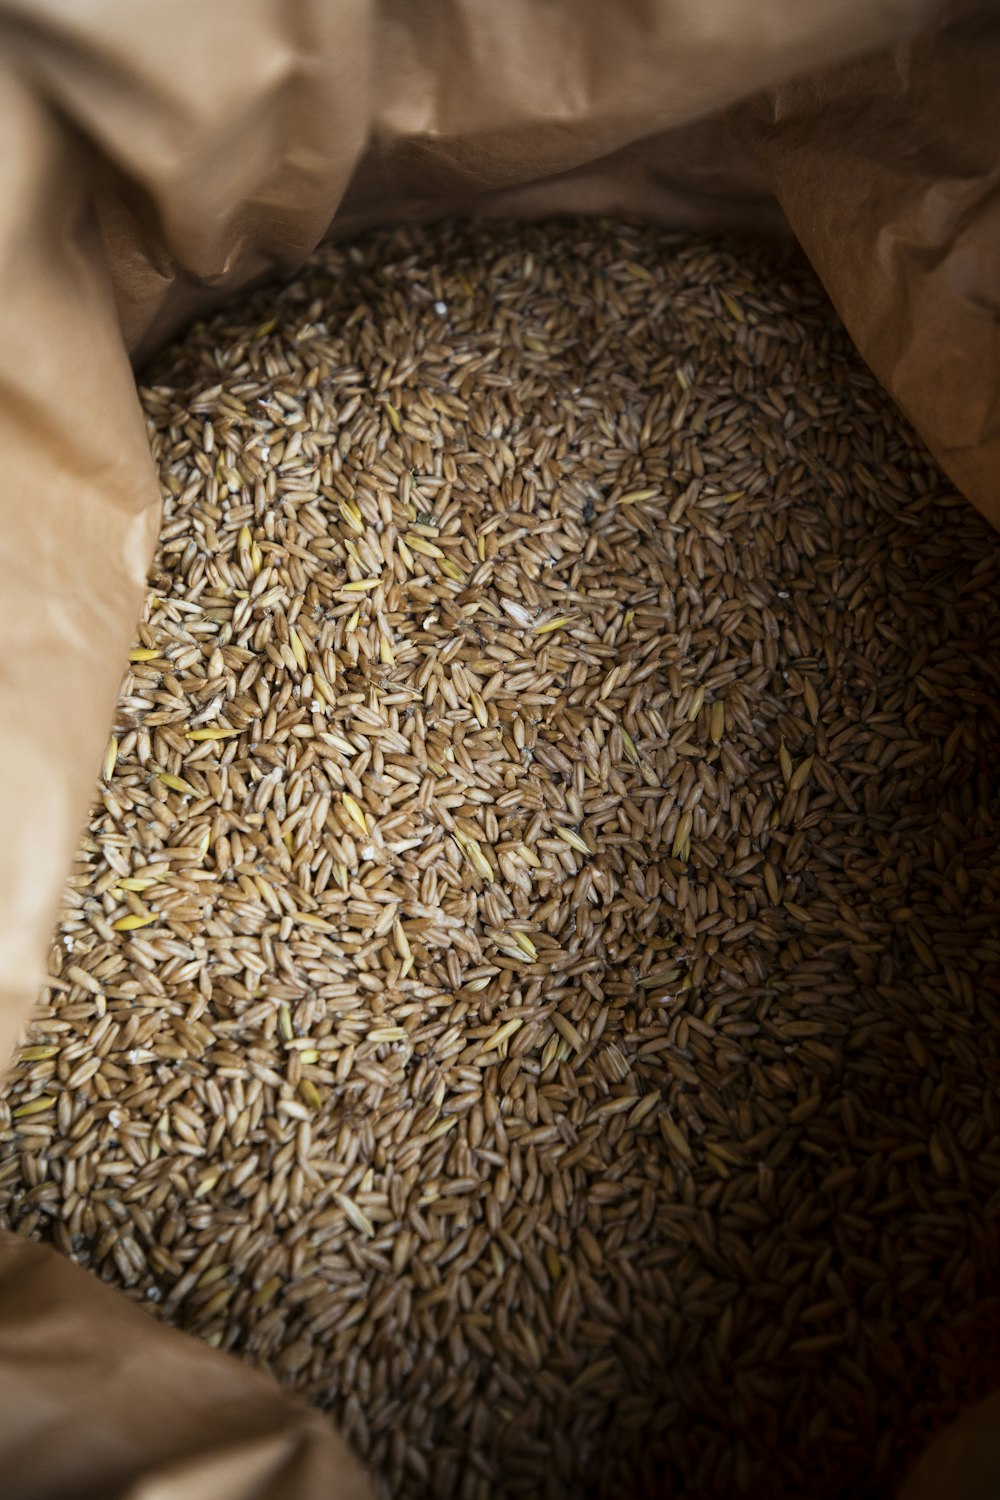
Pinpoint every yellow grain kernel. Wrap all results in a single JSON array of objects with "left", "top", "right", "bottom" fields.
[
  {"left": 704, "top": 1147, "right": 731, "bottom": 1180},
  {"left": 534, "top": 616, "right": 573, "bottom": 634},
  {"left": 621, "top": 729, "right": 639, "bottom": 764},
  {"left": 112, "top": 913, "right": 157, "bottom": 931},
  {"left": 788, "top": 755, "right": 814, "bottom": 794},
  {"left": 671, "top": 810, "right": 693, "bottom": 861},
  {"left": 511, "top": 931, "right": 537, "bottom": 960},
  {"left": 404, "top": 533, "right": 445, "bottom": 558},
  {"left": 341, "top": 793, "right": 368, "bottom": 835},
  {"left": 249, "top": 1275, "right": 283, "bottom": 1310},
  {"left": 299, "top": 1080, "right": 322, "bottom": 1110},
  {"left": 342, "top": 578, "right": 381, "bottom": 593},
  {"left": 156, "top": 773, "right": 194, "bottom": 795},
  {"left": 338, "top": 502, "right": 364, "bottom": 535},
  {"left": 623, "top": 259, "right": 656, "bottom": 283},
  {"left": 187, "top": 727, "right": 240, "bottom": 741},
  {"left": 481, "top": 1017, "right": 524, "bottom": 1053},
  {"left": 289, "top": 626, "right": 307, "bottom": 672},
  {"left": 197, "top": 1263, "right": 229, "bottom": 1291},
  {"left": 200, "top": 1285, "right": 234, "bottom": 1319},
  {"left": 313, "top": 675, "right": 338, "bottom": 707},
  {"left": 101, "top": 736, "right": 119, "bottom": 783},
  {"left": 720, "top": 290, "right": 745, "bottom": 322},
  {"left": 193, "top": 1168, "right": 221, "bottom": 1198},
  {"left": 554, "top": 826, "right": 590, "bottom": 856},
  {"left": 464, "top": 838, "right": 493, "bottom": 882},
  {"left": 384, "top": 402, "right": 402, "bottom": 433},
  {"left": 13, "top": 1096, "right": 56, "bottom": 1118},
  {"left": 618, "top": 488, "right": 658, "bottom": 505},
  {"left": 129, "top": 648, "right": 160, "bottom": 662}
]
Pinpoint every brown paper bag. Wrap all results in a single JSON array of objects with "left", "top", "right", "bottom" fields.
[
  {"left": 1, "top": 1, "right": 997, "bottom": 1494},
  {"left": 0, "top": 1236, "right": 373, "bottom": 1500}
]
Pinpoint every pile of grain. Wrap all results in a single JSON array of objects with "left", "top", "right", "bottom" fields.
[{"left": 3, "top": 220, "right": 1000, "bottom": 1499}]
